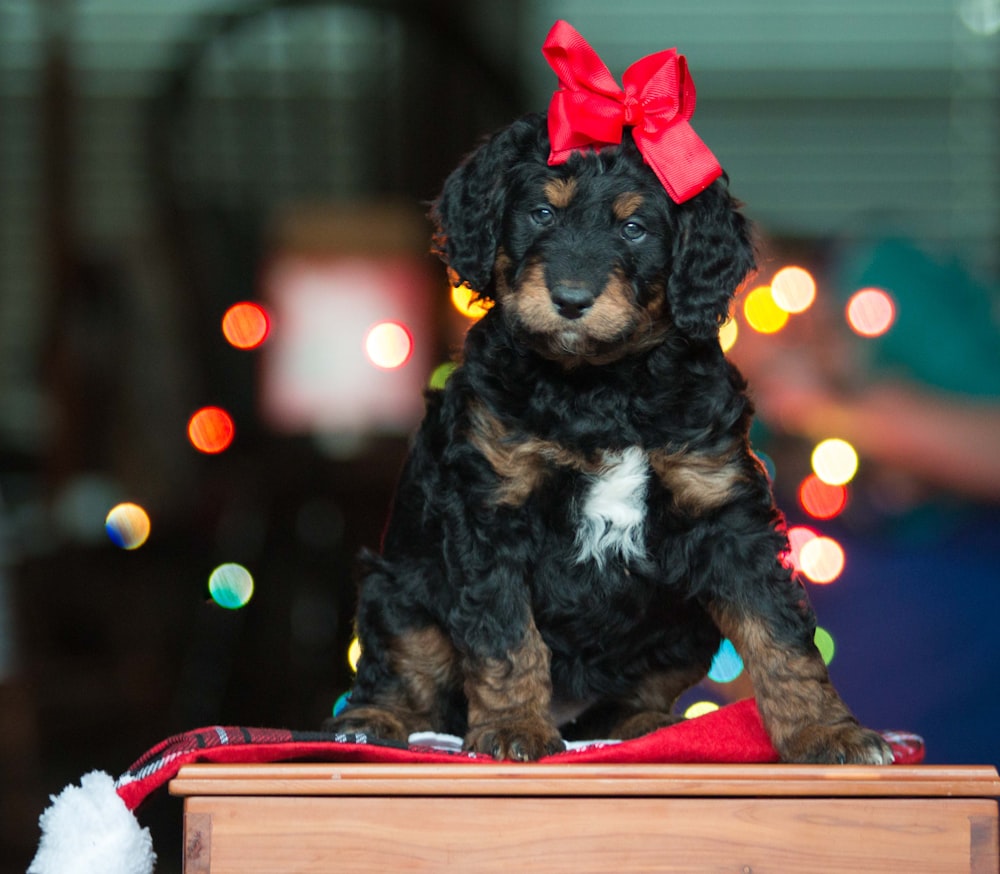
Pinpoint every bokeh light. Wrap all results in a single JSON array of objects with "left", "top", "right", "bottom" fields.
[
  {"left": 798, "top": 474, "right": 849, "bottom": 519},
  {"left": 707, "top": 638, "right": 744, "bottom": 683},
  {"left": 718, "top": 317, "right": 738, "bottom": 352},
  {"left": 429, "top": 361, "right": 457, "bottom": 390},
  {"left": 332, "top": 691, "right": 352, "bottom": 717},
  {"left": 799, "top": 536, "right": 845, "bottom": 584},
  {"left": 364, "top": 321, "right": 413, "bottom": 370},
  {"left": 846, "top": 287, "right": 895, "bottom": 337},
  {"left": 814, "top": 626, "right": 836, "bottom": 665},
  {"left": 348, "top": 636, "right": 362, "bottom": 672},
  {"left": 743, "top": 286, "right": 789, "bottom": 334},
  {"left": 754, "top": 449, "right": 776, "bottom": 482},
  {"left": 785, "top": 525, "right": 818, "bottom": 572},
  {"left": 208, "top": 563, "right": 255, "bottom": 609},
  {"left": 960, "top": 0, "right": 1000, "bottom": 35},
  {"left": 684, "top": 700, "right": 720, "bottom": 719},
  {"left": 770, "top": 266, "right": 816, "bottom": 313},
  {"left": 187, "top": 406, "right": 235, "bottom": 454},
  {"left": 450, "top": 283, "right": 492, "bottom": 319},
  {"left": 811, "top": 438, "right": 859, "bottom": 486},
  {"left": 222, "top": 301, "right": 270, "bottom": 350},
  {"left": 105, "top": 502, "right": 151, "bottom": 550}
]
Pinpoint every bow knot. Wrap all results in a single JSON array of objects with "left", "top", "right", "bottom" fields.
[
  {"left": 542, "top": 20, "right": 722, "bottom": 203},
  {"left": 622, "top": 97, "right": 642, "bottom": 127}
]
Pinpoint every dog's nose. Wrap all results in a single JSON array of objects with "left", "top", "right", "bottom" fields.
[{"left": 551, "top": 285, "right": 595, "bottom": 320}]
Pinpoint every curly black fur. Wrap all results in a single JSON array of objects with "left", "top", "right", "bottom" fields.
[{"left": 327, "top": 113, "right": 892, "bottom": 765}]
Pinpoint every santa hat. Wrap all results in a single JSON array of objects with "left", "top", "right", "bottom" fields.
[{"left": 28, "top": 699, "right": 924, "bottom": 874}]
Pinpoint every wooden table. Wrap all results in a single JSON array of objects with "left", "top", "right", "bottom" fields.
[{"left": 170, "top": 762, "right": 1000, "bottom": 873}]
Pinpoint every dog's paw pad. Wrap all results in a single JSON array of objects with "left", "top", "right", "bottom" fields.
[
  {"left": 323, "top": 706, "right": 409, "bottom": 743},
  {"left": 783, "top": 723, "right": 895, "bottom": 765},
  {"left": 466, "top": 720, "right": 565, "bottom": 761}
]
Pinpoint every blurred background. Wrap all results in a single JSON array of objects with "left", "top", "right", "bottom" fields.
[{"left": 1, "top": 0, "right": 998, "bottom": 869}]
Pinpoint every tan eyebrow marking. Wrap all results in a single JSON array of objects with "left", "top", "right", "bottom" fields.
[
  {"left": 543, "top": 177, "right": 578, "bottom": 208},
  {"left": 613, "top": 192, "right": 644, "bottom": 220}
]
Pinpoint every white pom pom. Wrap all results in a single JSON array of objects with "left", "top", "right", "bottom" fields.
[{"left": 28, "top": 771, "right": 156, "bottom": 874}]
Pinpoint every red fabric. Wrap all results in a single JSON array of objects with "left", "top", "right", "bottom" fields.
[
  {"left": 114, "top": 698, "right": 923, "bottom": 812},
  {"left": 542, "top": 20, "right": 723, "bottom": 203}
]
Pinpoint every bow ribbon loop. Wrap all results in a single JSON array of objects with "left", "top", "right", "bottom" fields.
[{"left": 542, "top": 20, "right": 722, "bottom": 203}]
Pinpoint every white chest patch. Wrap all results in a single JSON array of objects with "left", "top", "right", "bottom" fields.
[{"left": 575, "top": 446, "right": 649, "bottom": 567}]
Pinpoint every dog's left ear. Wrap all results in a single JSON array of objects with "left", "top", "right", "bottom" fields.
[
  {"left": 667, "top": 179, "right": 756, "bottom": 341},
  {"left": 430, "top": 114, "right": 547, "bottom": 297}
]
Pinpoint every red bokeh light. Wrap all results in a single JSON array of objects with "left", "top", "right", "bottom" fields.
[
  {"left": 799, "top": 474, "right": 848, "bottom": 520},
  {"left": 187, "top": 406, "right": 235, "bottom": 454}
]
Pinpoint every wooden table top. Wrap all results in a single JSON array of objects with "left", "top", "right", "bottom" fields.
[{"left": 170, "top": 762, "right": 1000, "bottom": 799}]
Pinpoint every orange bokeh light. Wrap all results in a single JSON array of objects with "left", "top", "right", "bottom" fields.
[
  {"left": 450, "top": 284, "right": 492, "bottom": 319},
  {"left": 222, "top": 301, "right": 270, "bottom": 349},
  {"left": 188, "top": 406, "right": 235, "bottom": 454}
]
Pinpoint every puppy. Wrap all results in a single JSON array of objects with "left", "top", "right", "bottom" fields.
[{"left": 327, "top": 23, "right": 892, "bottom": 765}]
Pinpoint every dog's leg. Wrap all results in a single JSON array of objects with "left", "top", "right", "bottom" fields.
[
  {"left": 607, "top": 665, "right": 709, "bottom": 738},
  {"left": 709, "top": 600, "right": 893, "bottom": 764},
  {"left": 324, "top": 625, "right": 460, "bottom": 741},
  {"left": 462, "top": 616, "right": 565, "bottom": 761},
  {"left": 561, "top": 665, "right": 707, "bottom": 740}
]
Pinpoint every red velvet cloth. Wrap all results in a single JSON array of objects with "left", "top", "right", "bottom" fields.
[{"left": 115, "top": 698, "right": 924, "bottom": 811}]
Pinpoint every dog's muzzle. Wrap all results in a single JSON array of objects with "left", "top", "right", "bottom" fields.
[{"left": 551, "top": 284, "right": 596, "bottom": 320}]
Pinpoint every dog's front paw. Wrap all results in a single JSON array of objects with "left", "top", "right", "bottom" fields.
[
  {"left": 781, "top": 721, "right": 894, "bottom": 765},
  {"left": 323, "top": 705, "right": 409, "bottom": 743},
  {"left": 465, "top": 717, "right": 565, "bottom": 762}
]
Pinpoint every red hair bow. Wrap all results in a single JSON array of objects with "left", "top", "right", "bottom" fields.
[{"left": 542, "top": 20, "right": 722, "bottom": 203}]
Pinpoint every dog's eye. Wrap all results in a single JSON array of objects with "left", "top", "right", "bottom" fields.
[
  {"left": 621, "top": 221, "right": 647, "bottom": 242},
  {"left": 531, "top": 207, "right": 555, "bottom": 226}
]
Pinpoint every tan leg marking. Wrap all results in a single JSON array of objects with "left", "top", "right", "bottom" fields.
[
  {"left": 324, "top": 626, "right": 458, "bottom": 740},
  {"left": 609, "top": 665, "right": 707, "bottom": 739},
  {"left": 709, "top": 602, "right": 893, "bottom": 764},
  {"left": 463, "top": 617, "right": 564, "bottom": 760}
]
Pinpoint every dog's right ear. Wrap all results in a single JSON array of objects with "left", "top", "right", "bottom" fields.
[{"left": 430, "top": 114, "right": 546, "bottom": 298}]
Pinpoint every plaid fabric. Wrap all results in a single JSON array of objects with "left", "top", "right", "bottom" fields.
[{"left": 113, "top": 698, "right": 925, "bottom": 812}]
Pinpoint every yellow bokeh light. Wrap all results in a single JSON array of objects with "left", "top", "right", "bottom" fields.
[
  {"left": 348, "top": 637, "right": 362, "bottom": 672},
  {"left": 719, "top": 317, "right": 738, "bottom": 352},
  {"left": 105, "top": 502, "right": 151, "bottom": 550},
  {"left": 811, "top": 438, "right": 859, "bottom": 486},
  {"left": 743, "top": 286, "right": 789, "bottom": 334},
  {"left": 684, "top": 700, "right": 720, "bottom": 719},
  {"left": 799, "top": 536, "right": 845, "bottom": 584},
  {"left": 450, "top": 284, "right": 492, "bottom": 319},
  {"left": 770, "top": 266, "right": 817, "bottom": 313},
  {"left": 364, "top": 321, "right": 413, "bottom": 370}
]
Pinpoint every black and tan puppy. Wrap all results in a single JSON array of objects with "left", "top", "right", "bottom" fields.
[{"left": 327, "top": 22, "right": 892, "bottom": 765}]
